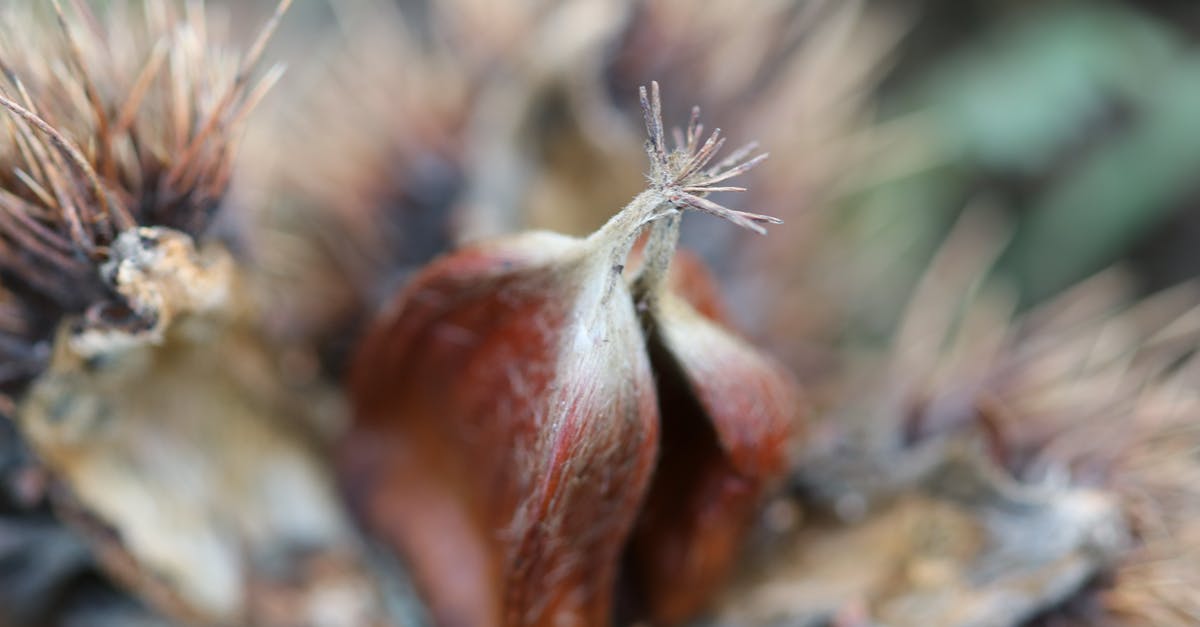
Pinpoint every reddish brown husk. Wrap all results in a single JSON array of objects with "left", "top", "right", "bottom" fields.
[
  {"left": 629, "top": 251, "right": 801, "bottom": 625},
  {"left": 343, "top": 82, "right": 789, "bottom": 626},
  {"left": 341, "top": 231, "right": 659, "bottom": 627}
]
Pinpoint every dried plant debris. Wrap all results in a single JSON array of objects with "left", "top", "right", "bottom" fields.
[
  {"left": 859, "top": 216, "right": 1200, "bottom": 626},
  {"left": 710, "top": 209, "right": 1200, "bottom": 626},
  {"left": 0, "top": 2, "right": 398, "bottom": 625},
  {"left": 0, "top": 0, "right": 286, "bottom": 408},
  {"left": 20, "top": 228, "right": 389, "bottom": 626},
  {"left": 712, "top": 443, "right": 1127, "bottom": 627}
]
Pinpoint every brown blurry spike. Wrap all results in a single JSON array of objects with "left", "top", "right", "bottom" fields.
[
  {"left": 50, "top": 0, "right": 113, "bottom": 185},
  {"left": 0, "top": 93, "right": 126, "bottom": 237},
  {"left": 237, "top": 2, "right": 472, "bottom": 374},
  {"left": 735, "top": 207, "right": 1198, "bottom": 625},
  {"left": 0, "top": 4, "right": 401, "bottom": 626},
  {"left": 165, "top": 0, "right": 292, "bottom": 190}
]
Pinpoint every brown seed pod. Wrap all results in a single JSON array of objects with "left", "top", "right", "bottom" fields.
[
  {"left": 341, "top": 82, "right": 785, "bottom": 626},
  {"left": 344, "top": 229, "right": 659, "bottom": 626}
]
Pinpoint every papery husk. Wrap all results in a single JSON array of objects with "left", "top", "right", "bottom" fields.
[{"left": 20, "top": 228, "right": 390, "bottom": 626}]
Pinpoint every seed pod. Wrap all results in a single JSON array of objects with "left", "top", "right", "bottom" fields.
[
  {"left": 342, "top": 82, "right": 784, "bottom": 626},
  {"left": 343, "top": 228, "right": 660, "bottom": 626}
]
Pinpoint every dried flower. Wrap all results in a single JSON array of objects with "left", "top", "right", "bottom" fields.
[{"left": 341, "top": 81, "right": 791, "bottom": 626}]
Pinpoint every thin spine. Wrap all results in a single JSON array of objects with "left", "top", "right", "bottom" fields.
[{"left": 165, "top": 0, "right": 292, "bottom": 187}]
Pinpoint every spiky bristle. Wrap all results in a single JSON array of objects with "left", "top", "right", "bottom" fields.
[
  {"left": 0, "top": 0, "right": 286, "bottom": 407},
  {"left": 638, "top": 81, "right": 776, "bottom": 234}
]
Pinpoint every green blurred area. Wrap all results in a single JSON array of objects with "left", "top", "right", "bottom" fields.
[{"left": 852, "top": 0, "right": 1200, "bottom": 318}]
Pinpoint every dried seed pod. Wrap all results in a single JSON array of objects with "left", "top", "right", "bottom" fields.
[
  {"left": 342, "top": 82, "right": 784, "bottom": 626},
  {"left": 344, "top": 230, "right": 660, "bottom": 626},
  {"left": 623, "top": 88, "right": 802, "bottom": 625}
]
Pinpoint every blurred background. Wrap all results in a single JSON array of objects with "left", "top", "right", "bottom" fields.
[{"left": 855, "top": 0, "right": 1200, "bottom": 318}]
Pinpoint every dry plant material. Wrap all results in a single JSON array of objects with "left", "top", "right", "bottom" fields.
[
  {"left": 341, "top": 83, "right": 799, "bottom": 627},
  {"left": 714, "top": 444, "right": 1127, "bottom": 627},
  {"left": 22, "top": 228, "right": 387, "bottom": 626},
  {"left": 0, "top": 0, "right": 285, "bottom": 407},
  {"left": 718, "top": 209, "right": 1200, "bottom": 626},
  {"left": 859, "top": 216, "right": 1200, "bottom": 626},
  {"left": 0, "top": 2, "right": 392, "bottom": 625}
]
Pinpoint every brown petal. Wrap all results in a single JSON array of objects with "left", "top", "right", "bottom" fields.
[
  {"left": 655, "top": 295, "right": 798, "bottom": 476},
  {"left": 342, "top": 232, "right": 659, "bottom": 627}
]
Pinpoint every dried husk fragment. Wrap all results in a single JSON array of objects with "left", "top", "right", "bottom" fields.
[
  {"left": 711, "top": 443, "right": 1127, "bottom": 627},
  {"left": 0, "top": 2, "right": 395, "bottom": 624},
  {"left": 21, "top": 228, "right": 389, "bottom": 626},
  {"left": 0, "top": 0, "right": 287, "bottom": 408}
]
